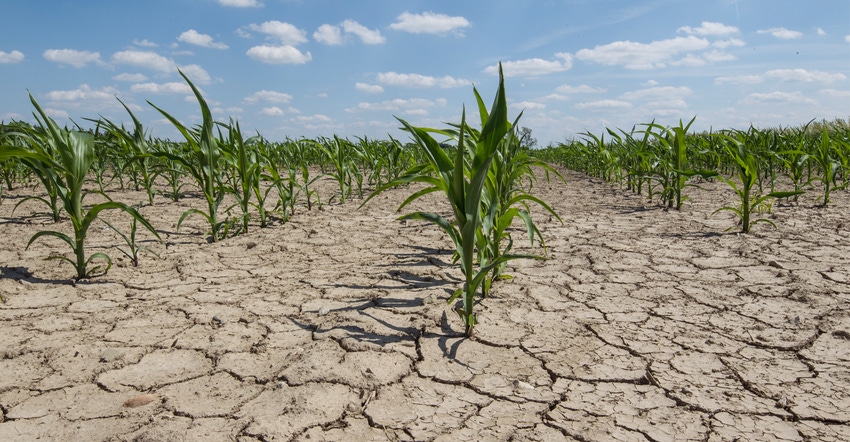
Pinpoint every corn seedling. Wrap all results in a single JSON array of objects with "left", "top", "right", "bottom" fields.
[
  {"left": 149, "top": 70, "right": 228, "bottom": 241},
  {"left": 364, "top": 65, "right": 541, "bottom": 337},
  {"left": 102, "top": 217, "right": 161, "bottom": 267},
  {"left": 713, "top": 130, "right": 803, "bottom": 233},
  {"left": 0, "top": 94, "right": 160, "bottom": 280}
]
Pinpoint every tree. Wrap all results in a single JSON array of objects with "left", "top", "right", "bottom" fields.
[{"left": 518, "top": 126, "right": 537, "bottom": 150}]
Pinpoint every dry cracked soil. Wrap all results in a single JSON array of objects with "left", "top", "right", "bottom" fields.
[{"left": 0, "top": 167, "right": 848, "bottom": 441}]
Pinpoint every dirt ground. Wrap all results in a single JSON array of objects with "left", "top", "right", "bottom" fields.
[{"left": 0, "top": 167, "right": 848, "bottom": 441}]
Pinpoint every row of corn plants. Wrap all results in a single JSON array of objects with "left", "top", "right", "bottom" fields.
[
  {"left": 534, "top": 118, "right": 849, "bottom": 232},
  {"left": 0, "top": 70, "right": 424, "bottom": 280}
]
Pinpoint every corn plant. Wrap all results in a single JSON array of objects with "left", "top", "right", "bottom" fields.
[
  {"left": 810, "top": 128, "right": 847, "bottom": 205},
  {"left": 713, "top": 130, "right": 803, "bottom": 233},
  {"left": 102, "top": 217, "right": 161, "bottom": 267},
  {"left": 0, "top": 94, "right": 160, "bottom": 280},
  {"left": 92, "top": 98, "right": 157, "bottom": 204},
  {"left": 149, "top": 70, "right": 227, "bottom": 241},
  {"left": 364, "top": 65, "right": 538, "bottom": 337},
  {"left": 646, "top": 118, "right": 718, "bottom": 210}
]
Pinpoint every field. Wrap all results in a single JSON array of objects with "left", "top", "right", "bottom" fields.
[{"left": 0, "top": 165, "right": 848, "bottom": 441}]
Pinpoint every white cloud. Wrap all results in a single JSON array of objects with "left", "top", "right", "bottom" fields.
[
  {"left": 178, "top": 30, "right": 228, "bottom": 49},
  {"left": 677, "top": 21, "right": 739, "bottom": 36},
  {"left": 133, "top": 39, "right": 158, "bottom": 47},
  {"left": 816, "top": 27, "right": 826, "bottom": 36},
  {"left": 44, "top": 84, "right": 118, "bottom": 103},
  {"left": 376, "top": 72, "right": 469, "bottom": 88},
  {"left": 356, "top": 83, "right": 384, "bottom": 93},
  {"left": 350, "top": 97, "right": 447, "bottom": 112},
  {"left": 246, "top": 45, "right": 312, "bottom": 64},
  {"left": 576, "top": 36, "right": 709, "bottom": 69},
  {"left": 112, "top": 50, "right": 174, "bottom": 73},
  {"left": 113, "top": 73, "right": 148, "bottom": 82},
  {"left": 511, "top": 101, "right": 545, "bottom": 110},
  {"left": 43, "top": 49, "right": 102, "bottom": 68},
  {"left": 342, "top": 20, "right": 385, "bottom": 44},
  {"left": 714, "top": 74, "right": 763, "bottom": 85},
  {"left": 0, "top": 50, "right": 25, "bottom": 64},
  {"left": 218, "top": 0, "right": 262, "bottom": 7},
  {"left": 764, "top": 68, "right": 846, "bottom": 83},
  {"left": 243, "top": 90, "right": 293, "bottom": 104},
  {"left": 701, "top": 49, "right": 736, "bottom": 63},
  {"left": 389, "top": 11, "right": 470, "bottom": 35},
  {"left": 484, "top": 53, "right": 572, "bottom": 77},
  {"left": 178, "top": 64, "right": 212, "bottom": 84},
  {"left": 246, "top": 21, "right": 308, "bottom": 45},
  {"left": 131, "top": 82, "right": 192, "bottom": 94},
  {"left": 573, "top": 100, "right": 632, "bottom": 110},
  {"left": 556, "top": 84, "right": 606, "bottom": 94},
  {"left": 295, "top": 114, "right": 332, "bottom": 123},
  {"left": 740, "top": 91, "right": 817, "bottom": 105},
  {"left": 819, "top": 88, "right": 850, "bottom": 98},
  {"left": 44, "top": 108, "right": 70, "bottom": 119},
  {"left": 712, "top": 38, "right": 745, "bottom": 49},
  {"left": 619, "top": 86, "right": 692, "bottom": 101},
  {"left": 259, "top": 106, "right": 284, "bottom": 116},
  {"left": 313, "top": 24, "right": 343, "bottom": 45},
  {"left": 846, "top": 35, "right": 850, "bottom": 43},
  {"left": 757, "top": 27, "right": 803, "bottom": 39}
]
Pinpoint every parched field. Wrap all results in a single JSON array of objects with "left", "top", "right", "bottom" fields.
[{"left": 0, "top": 168, "right": 848, "bottom": 441}]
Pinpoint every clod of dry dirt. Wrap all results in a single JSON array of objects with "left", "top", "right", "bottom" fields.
[{"left": 1, "top": 169, "right": 848, "bottom": 441}]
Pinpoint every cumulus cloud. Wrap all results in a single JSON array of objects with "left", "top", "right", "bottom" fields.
[
  {"left": 556, "top": 84, "right": 606, "bottom": 94},
  {"left": 43, "top": 49, "right": 102, "bottom": 68},
  {"left": 313, "top": 24, "right": 343, "bottom": 45},
  {"left": 178, "top": 30, "right": 228, "bottom": 49},
  {"left": 573, "top": 100, "right": 632, "bottom": 110},
  {"left": 243, "top": 90, "right": 293, "bottom": 104},
  {"left": 714, "top": 74, "right": 763, "bottom": 85},
  {"left": 259, "top": 106, "right": 284, "bottom": 116},
  {"left": 44, "top": 84, "right": 118, "bottom": 103},
  {"left": 757, "top": 27, "right": 803, "bottom": 39},
  {"left": 846, "top": 35, "right": 850, "bottom": 43},
  {"left": 715, "top": 68, "right": 846, "bottom": 85},
  {"left": 511, "top": 101, "right": 545, "bottom": 111},
  {"left": 619, "top": 86, "right": 692, "bottom": 102},
  {"left": 0, "top": 50, "right": 25, "bottom": 64},
  {"left": 246, "top": 21, "right": 308, "bottom": 45},
  {"left": 246, "top": 45, "right": 312, "bottom": 64},
  {"left": 342, "top": 20, "right": 385, "bottom": 44},
  {"left": 677, "top": 21, "right": 739, "bottom": 36},
  {"left": 764, "top": 68, "right": 847, "bottom": 83},
  {"left": 356, "top": 83, "right": 384, "bottom": 93},
  {"left": 820, "top": 88, "right": 850, "bottom": 98},
  {"left": 816, "top": 28, "right": 826, "bottom": 36},
  {"left": 130, "top": 82, "right": 193, "bottom": 94},
  {"left": 218, "top": 0, "right": 262, "bottom": 7},
  {"left": 133, "top": 39, "right": 158, "bottom": 47},
  {"left": 112, "top": 50, "right": 174, "bottom": 73},
  {"left": 376, "top": 72, "right": 469, "bottom": 88},
  {"left": 350, "top": 97, "right": 447, "bottom": 112},
  {"left": 389, "top": 11, "right": 470, "bottom": 35},
  {"left": 113, "top": 73, "right": 148, "bottom": 82},
  {"left": 484, "top": 53, "right": 572, "bottom": 77},
  {"left": 740, "top": 91, "right": 817, "bottom": 105},
  {"left": 576, "top": 36, "right": 710, "bottom": 69},
  {"left": 712, "top": 38, "right": 745, "bottom": 49}
]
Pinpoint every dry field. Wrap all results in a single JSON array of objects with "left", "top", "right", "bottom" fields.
[{"left": 0, "top": 168, "right": 848, "bottom": 441}]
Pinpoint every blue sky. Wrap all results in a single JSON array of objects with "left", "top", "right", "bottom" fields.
[{"left": 1, "top": 0, "right": 848, "bottom": 146}]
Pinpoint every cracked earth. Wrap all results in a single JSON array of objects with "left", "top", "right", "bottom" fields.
[{"left": 0, "top": 168, "right": 848, "bottom": 441}]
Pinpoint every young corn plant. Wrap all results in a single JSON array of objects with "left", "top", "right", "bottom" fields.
[
  {"left": 149, "top": 70, "right": 228, "bottom": 241},
  {"left": 713, "top": 130, "right": 803, "bottom": 233},
  {"left": 0, "top": 94, "right": 160, "bottom": 280},
  {"left": 364, "top": 65, "right": 536, "bottom": 337},
  {"left": 102, "top": 217, "right": 161, "bottom": 267},
  {"left": 810, "top": 128, "right": 847, "bottom": 206},
  {"left": 93, "top": 98, "right": 158, "bottom": 205}
]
